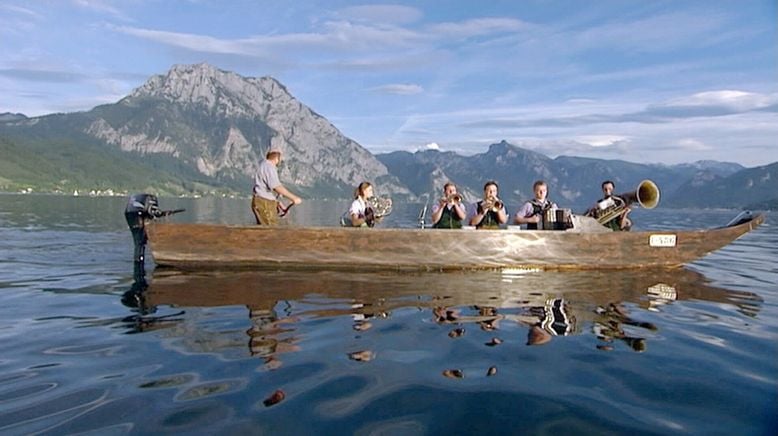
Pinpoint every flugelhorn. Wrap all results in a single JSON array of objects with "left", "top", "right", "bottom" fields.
[
  {"left": 482, "top": 197, "right": 503, "bottom": 213},
  {"left": 446, "top": 193, "right": 462, "bottom": 203},
  {"left": 588, "top": 179, "right": 660, "bottom": 224}
]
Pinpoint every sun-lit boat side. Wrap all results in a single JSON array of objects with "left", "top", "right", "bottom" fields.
[{"left": 145, "top": 213, "right": 764, "bottom": 271}]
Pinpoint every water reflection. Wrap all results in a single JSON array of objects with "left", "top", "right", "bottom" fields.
[
  {"left": 119, "top": 264, "right": 185, "bottom": 333},
  {"left": 130, "top": 267, "right": 762, "bottom": 360}
]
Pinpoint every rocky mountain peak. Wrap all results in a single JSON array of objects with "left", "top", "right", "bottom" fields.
[
  {"left": 128, "top": 63, "right": 290, "bottom": 118},
  {"left": 84, "top": 63, "right": 411, "bottom": 198}
]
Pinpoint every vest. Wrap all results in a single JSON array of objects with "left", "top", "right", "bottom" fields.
[
  {"left": 526, "top": 199, "right": 552, "bottom": 230},
  {"left": 433, "top": 205, "right": 463, "bottom": 229},
  {"left": 476, "top": 201, "right": 501, "bottom": 229}
]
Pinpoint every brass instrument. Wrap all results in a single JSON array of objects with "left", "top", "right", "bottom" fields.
[
  {"left": 588, "top": 179, "right": 660, "bottom": 225},
  {"left": 482, "top": 197, "right": 503, "bottom": 213},
  {"left": 442, "top": 193, "right": 462, "bottom": 204},
  {"left": 367, "top": 196, "right": 393, "bottom": 218}
]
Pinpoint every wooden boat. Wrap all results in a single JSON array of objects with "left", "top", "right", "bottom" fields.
[{"left": 145, "top": 212, "right": 764, "bottom": 271}]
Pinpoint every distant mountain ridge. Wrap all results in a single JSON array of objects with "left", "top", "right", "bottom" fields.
[
  {"left": 1, "top": 63, "right": 775, "bottom": 210},
  {"left": 376, "top": 141, "right": 764, "bottom": 209},
  {"left": 0, "top": 112, "right": 26, "bottom": 122}
]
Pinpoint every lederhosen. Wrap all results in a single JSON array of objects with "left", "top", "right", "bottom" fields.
[
  {"left": 476, "top": 201, "right": 500, "bottom": 229},
  {"left": 433, "top": 205, "right": 463, "bottom": 229}
]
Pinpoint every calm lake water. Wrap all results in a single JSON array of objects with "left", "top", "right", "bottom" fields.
[{"left": 0, "top": 194, "right": 776, "bottom": 435}]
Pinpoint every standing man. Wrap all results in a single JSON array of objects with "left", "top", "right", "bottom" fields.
[
  {"left": 431, "top": 182, "right": 467, "bottom": 229},
  {"left": 251, "top": 147, "right": 302, "bottom": 225},
  {"left": 514, "top": 180, "right": 556, "bottom": 230}
]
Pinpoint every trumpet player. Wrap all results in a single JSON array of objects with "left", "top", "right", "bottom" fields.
[
  {"left": 431, "top": 182, "right": 467, "bottom": 229},
  {"left": 514, "top": 180, "right": 556, "bottom": 230},
  {"left": 469, "top": 181, "right": 508, "bottom": 229}
]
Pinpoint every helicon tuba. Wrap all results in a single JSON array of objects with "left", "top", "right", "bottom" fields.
[{"left": 589, "top": 179, "right": 660, "bottom": 224}]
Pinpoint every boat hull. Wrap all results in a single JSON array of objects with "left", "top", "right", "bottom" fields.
[{"left": 146, "top": 214, "right": 764, "bottom": 271}]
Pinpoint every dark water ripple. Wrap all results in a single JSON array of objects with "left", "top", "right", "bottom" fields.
[{"left": 0, "top": 196, "right": 775, "bottom": 434}]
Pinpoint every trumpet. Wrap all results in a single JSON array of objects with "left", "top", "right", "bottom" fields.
[
  {"left": 482, "top": 197, "right": 503, "bottom": 213},
  {"left": 444, "top": 193, "right": 462, "bottom": 204}
]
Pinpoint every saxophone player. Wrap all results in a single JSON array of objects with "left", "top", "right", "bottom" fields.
[
  {"left": 430, "top": 182, "right": 467, "bottom": 229},
  {"left": 514, "top": 180, "right": 556, "bottom": 230},
  {"left": 469, "top": 181, "right": 507, "bottom": 229}
]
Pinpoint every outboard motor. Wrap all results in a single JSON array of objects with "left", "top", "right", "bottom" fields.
[
  {"left": 125, "top": 193, "right": 184, "bottom": 274},
  {"left": 725, "top": 210, "right": 754, "bottom": 228}
]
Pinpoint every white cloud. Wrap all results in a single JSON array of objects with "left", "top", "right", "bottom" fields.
[
  {"left": 0, "top": 4, "right": 42, "bottom": 18},
  {"left": 371, "top": 83, "right": 423, "bottom": 95},
  {"left": 427, "top": 18, "right": 527, "bottom": 38},
  {"left": 424, "top": 142, "right": 440, "bottom": 150},
  {"left": 663, "top": 90, "right": 778, "bottom": 111},
  {"left": 72, "top": 0, "right": 132, "bottom": 21},
  {"left": 574, "top": 135, "right": 630, "bottom": 148}
]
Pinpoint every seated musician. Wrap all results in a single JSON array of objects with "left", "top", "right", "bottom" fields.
[
  {"left": 514, "top": 180, "right": 557, "bottom": 229},
  {"left": 430, "top": 182, "right": 467, "bottom": 229},
  {"left": 468, "top": 181, "right": 508, "bottom": 229},
  {"left": 341, "top": 181, "right": 377, "bottom": 227},
  {"left": 595, "top": 180, "right": 632, "bottom": 231}
]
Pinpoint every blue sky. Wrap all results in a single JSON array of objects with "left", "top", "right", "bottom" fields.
[{"left": 1, "top": 0, "right": 776, "bottom": 166}]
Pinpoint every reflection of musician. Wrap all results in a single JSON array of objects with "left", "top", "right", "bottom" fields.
[
  {"left": 593, "top": 303, "right": 656, "bottom": 352},
  {"left": 514, "top": 180, "right": 557, "bottom": 230},
  {"left": 526, "top": 298, "right": 575, "bottom": 345},
  {"left": 431, "top": 182, "right": 467, "bottom": 229},
  {"left": 595, "top": 180, "right": 632, "bottom": 231},
  {"left": 469, "top": 181, "right": 508, "bottom": 229},
  {"left": 247, "top": 306, "right": 300, "bottom": 369}
]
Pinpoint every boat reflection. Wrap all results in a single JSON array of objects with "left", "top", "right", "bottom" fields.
[{"left": 123, "top": 267, "right": 762, "bottom": 361}]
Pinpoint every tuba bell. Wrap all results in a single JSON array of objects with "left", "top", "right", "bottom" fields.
[{"left": 588, "top": 179, "right": 660, "bottom": 225}]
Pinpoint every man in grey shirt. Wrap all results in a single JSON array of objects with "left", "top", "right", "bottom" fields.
[{"left": 251, "top": 148, "right": 302, "bottom": 225}]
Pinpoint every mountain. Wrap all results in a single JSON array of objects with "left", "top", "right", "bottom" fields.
[
  {"left": 0, "top": 63, "right": 773, "bottom": 209},
  {"left": 377, "top": 142, "right": 758, "bottom": 210},
  {"left": 665, "top": 162, "right": 778, "bottom": 208},
  {"left": 0, "top": 63, "right": 410, "bottom": 198},
  {"left": 0, "top": 112, "right": 27, "bottom": 122}
]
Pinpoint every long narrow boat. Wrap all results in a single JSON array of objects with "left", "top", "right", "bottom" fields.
[{"left": 145, "top": 212, "right": 764, "bottom": 271}]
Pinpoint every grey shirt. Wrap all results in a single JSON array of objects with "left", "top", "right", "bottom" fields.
[{"left": 253, "top": 159, "right": 280, "bottom": 200}]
